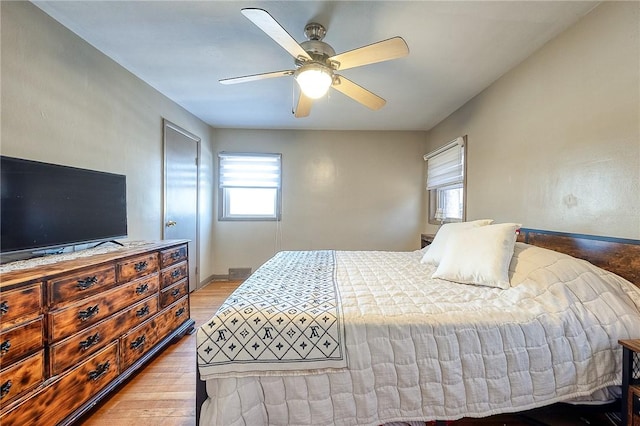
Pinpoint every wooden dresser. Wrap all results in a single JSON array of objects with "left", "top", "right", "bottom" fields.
[{"left": 0, "top": 240, "right": 194, "bottom": 426}]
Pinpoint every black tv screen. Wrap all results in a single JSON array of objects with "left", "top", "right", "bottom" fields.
[{"left": 1, "top": 156, "right": 127, "bottom": 257}]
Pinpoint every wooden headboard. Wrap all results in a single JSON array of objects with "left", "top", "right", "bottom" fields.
[{"left": 517, "top": 228, "right": 640, "bottom": 288}]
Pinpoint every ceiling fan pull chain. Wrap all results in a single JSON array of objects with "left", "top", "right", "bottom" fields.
[{"left": 291, "top": 82, "right": 295, "bottom": 115}]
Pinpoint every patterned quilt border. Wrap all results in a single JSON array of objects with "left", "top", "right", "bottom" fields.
[{"left": 197, "top": 250, "right": 347, "bottom": 378}]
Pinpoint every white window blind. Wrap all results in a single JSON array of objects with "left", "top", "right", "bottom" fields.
[
  {"left": 424, "top": 137, "right": 464, "bottom": 189},
  {"left": 219, "top": 153, "right": 281, "bottom": 188},
  {"left": 218, "top": 152, "right": 282, "bottom": 221}
]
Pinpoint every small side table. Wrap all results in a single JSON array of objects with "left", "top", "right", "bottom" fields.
[
  {"left": 421, "top": 233, "right": 436, "bottom": 249},
  {"left": 619, "top": 339, "right": 640, "bottom": 425}
]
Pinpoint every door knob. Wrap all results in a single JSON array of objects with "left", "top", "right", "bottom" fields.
[{"left": 166, "top": 220, "right": 177, "bottom": 228}]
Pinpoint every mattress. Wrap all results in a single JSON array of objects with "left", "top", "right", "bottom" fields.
[{"left": 197, "top": 242, "right": 640, "bottom": 425}]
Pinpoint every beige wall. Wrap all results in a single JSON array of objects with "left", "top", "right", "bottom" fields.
[
  {"left": 212, "top": 129, "right": 427, "bottom": 274},
  {"left": 1, "top": 1, "right": 216, "bottom": 282},
  {"left": 426, "top": 1, "right": 640, "bottom": 239}
]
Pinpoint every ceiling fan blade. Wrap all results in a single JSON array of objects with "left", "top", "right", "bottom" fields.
[
  {"left": 241, "top": 8, "right": 312, "bottom": 62},
  {"left": 220, "top": 70, "right": 293, "bottom": 85},
  {"left": 329, "top": 37, "right": 409, "bottom": 71},
  {"left": 294, "top": 93, "right": 312, "bottom": 118},
  {"left": 332, "top": 76, "right": 386, "bottom": 110}
]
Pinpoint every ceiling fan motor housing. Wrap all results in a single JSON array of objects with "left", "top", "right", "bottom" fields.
[
  {"left": 296, "top": 40, "right": 336, "bottom": 71},
  {"left": 294, "top": 23, "right": 336, "bottom": 71}
]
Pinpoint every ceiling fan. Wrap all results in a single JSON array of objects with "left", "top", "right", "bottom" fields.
[{"left": 220, "top": 8, "right": 409, "bottom": 118}]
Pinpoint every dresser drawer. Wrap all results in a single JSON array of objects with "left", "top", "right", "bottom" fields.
[
  {"left": 48, "top": 264, "right": 117, "bottom": 307},
  {"left": 120, "top": 316, "right": 159, "bottom": 370},
  {"left": 0, "top": 342, "right": 118, "bottom": 426},
  {"left": 156, "top": 297, "right": 189, "bottom": 339},
  {"left": 160, "top": 279, "right": 188, "bottom": 308},
  {"left": 0, "top": 283, "right": 42, "bottom": 330},
  {"left": 48, "top": 274, "right": 159, "bottom": 342},
  {"left": 0, "top": 350, "right": 44, "bottom": 409},
  {"left": 0, "top": 316, "right": 43, "bottom": 368},
  {"left": 117, "top": 253, "right": 159, "bottom": 282},
  {"left": 160, "top": 244, "right": 188, "bottom": 269},
  {"left": 160, "top": 262, "right": 188, "bottom": 289},
  {"left": 128, "top": 272, "right": 160, "bottom": 300}
]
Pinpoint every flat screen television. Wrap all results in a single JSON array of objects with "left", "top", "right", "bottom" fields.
[{"left": 1, "top": 156, "right": 127, "bottom": 262}]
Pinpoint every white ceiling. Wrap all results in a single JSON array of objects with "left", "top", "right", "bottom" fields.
[{"left": 32, "top": 1, "right": 599, "bottom": 131}]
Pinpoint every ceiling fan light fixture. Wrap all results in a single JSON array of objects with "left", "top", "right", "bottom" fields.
[{"left": 295, "top": 64, "right": 333, "bottom": 99}]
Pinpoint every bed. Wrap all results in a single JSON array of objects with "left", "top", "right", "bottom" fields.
[{"left": 196, "top": 225, "right": 640, "bottom": 426}]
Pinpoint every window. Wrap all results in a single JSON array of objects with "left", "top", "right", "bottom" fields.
[
  {"left": 218, "top": 152, "right": 282, "bottom": 221},
  {"left": 424, "top": 137, "right": 466, "bottom": 224}
]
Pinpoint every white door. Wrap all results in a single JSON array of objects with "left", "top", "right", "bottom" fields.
[{"left": 163, "top": 120, "right": 200, "bottom": 292}]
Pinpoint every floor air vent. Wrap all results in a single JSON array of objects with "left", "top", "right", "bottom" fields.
[{"left": 229, "top": 268, "right": 252, "bottom": 280}]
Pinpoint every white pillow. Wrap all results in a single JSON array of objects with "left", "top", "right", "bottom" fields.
[
  {"left": 420, "top": 219, "right": 494, "bottom": 265},
  {"left": 431, "top": 223, "right": 521, "bottom": 289}
]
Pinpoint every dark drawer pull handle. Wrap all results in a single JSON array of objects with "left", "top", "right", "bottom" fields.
[
  {"left": 134, "top": 261, "right": 148, "bottom": 272},
  {"left": 78, "top": 304, "right": 100, "bottom": 322},
  {"left": 175, "top": 307, "right": 185, "bottom": 318},
  {"left": 171, "top": 269, "right": 181, "bottom": 279},
  {"left": 0, "top": 301, "right": 8, "bottom": 316},
  {"left": 130, "top": 335, "right": 146, "bottom": 350},
  {"left": 0, "top": 340, "right": 11, "bottom": 356},
  {"left": 88, "top": 361, "right": 110, "bottom": 381},
  {"left": 136, "top": 305, "right": 150, "bottom": 318},
  {"left": 76, "top": 276, "right": 98, "bottom": 290},
  {"left": 79, "top": 333, "right": 101, "bottom": 351},
  {"left": 171, "top": 250, "right": 183, "bottom": 260},
  {"left": 135, "top": 283, "right": 149, "bottom": 295},
  {"left": 0, "top": 380, "right": 12, "bottom": 399},
  {"left": 171, "top": 288, "right": 181, "bottom": 298}
]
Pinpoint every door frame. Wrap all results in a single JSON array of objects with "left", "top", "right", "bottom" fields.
[{"left": 162, "top": 119, "right": 201, "bottom": 291}]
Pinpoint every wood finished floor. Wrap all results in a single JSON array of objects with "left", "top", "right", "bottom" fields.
[
  {"left": 78, "top": 280, "right": 617, "bottom": 426},
  {"left": 78, "top": 280, "right": 240, "bottom": 426}
]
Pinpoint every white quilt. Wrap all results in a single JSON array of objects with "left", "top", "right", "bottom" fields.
[{"left": 198, "top": 243, "right": 640, "bottom": 426}]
